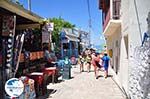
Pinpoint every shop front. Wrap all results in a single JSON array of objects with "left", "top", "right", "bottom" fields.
[
  {"left": 60, "top": 28, "right": 79, "bottom": 59},
  {"left": 0, "top": 0, "right": 46, "bottom": 98}
]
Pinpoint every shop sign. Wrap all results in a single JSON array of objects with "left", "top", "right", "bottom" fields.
[
  {"left": 47, "top": 22, "right": 54, "bottom": 32},
  {"left": 42, "top": 22, "right": 54, "bottom": 43},
  {"left": 42, "top": 31, "right": 49, "bottom": 43},
  {"left": 42, "top": 25, "right": 50, "bottom": 43}
]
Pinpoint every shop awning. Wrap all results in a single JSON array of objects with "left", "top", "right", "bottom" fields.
[
  {"left": 66, "top": 35, "right": 79, "bottom": 42},
  {"left": 0, "top": 0, "right": 42, "bottom": 24},
  {"left": 62, "top": 28, "right": 79, "bottom": 42}
]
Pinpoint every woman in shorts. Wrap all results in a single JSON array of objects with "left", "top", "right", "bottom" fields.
[{"left": 86, "top": 53, "right": 92, "bottom": 73}]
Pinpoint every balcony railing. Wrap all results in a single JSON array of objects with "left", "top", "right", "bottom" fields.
[
  {"left": 103, "top": 0, "right": 121, "bottom": 31},
  {"left": 103, "top": 8, "right": 110, "bottom": 31},
  {"left": 113, "top": 0, "right": 120, "bottom": 19}
]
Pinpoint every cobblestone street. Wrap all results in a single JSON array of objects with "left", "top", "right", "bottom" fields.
[{"left": 39, "top": 65, "right": 127, "bottom": 99}]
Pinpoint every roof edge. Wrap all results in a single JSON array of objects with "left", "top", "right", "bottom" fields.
[{"left": 0, "top": 0, "right": 43, "bottom": 22}]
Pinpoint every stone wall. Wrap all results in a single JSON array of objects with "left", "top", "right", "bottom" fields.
[
  {"left": 129, "top": 40, "right": 150, "bottom": 99},
  {"left": 129, "top": 12, "right": 150, "bottom": 99}
]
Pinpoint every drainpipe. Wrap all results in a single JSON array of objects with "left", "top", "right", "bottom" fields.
[{"left": 134, "top": 0, "right": 142, "bottom": 42}]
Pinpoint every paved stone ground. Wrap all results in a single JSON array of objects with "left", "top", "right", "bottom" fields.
[{"left": 38, "top": 65, "right": 127, "bottom": 99}]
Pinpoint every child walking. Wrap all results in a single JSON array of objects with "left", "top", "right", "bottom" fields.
[{"left": 102, "top": 53, "right": 110, "bottom": 78}]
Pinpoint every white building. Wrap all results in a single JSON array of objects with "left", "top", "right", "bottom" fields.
[
  {"left": 79, "top": 30, "right": 90, "bottom": 51},
  {"left": 60, "top": 28, "right": 79, "bottom": 58},
  {"left": 99, "top": 0, "right": 150, "bottom": 98}
]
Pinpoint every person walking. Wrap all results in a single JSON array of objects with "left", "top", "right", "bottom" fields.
[
  {"left": 91, "top": 52, "right": 97, "bottom": 78},
  {"left": 102, "top": 52, "right": 110, "bottom": 78},
  {"left": 86, "top": 53, "right": 92, "bottom": 73},
  {"left": 78, "top": 52, "right": 85, "bottom": 72},
  {"left": 91, "top": 53, "right": 102, "bottom": 79},
  {"left": 43, "top": 46, "right": 57, "bottom": 67}
]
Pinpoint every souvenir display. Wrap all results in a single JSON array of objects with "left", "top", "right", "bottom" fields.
[
  {"left": 2, "top": 15, "right": 16, "bottom": 79},
  {"left": 18, "top": 76, "right": 36, "bottom": 99},
  {"left": 13, "top": 33, "right": 25, "bottom": 77}
]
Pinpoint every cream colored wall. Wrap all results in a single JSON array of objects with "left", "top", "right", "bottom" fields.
[
  {"left": 106, "top": 27, "right": 121, "bottom": 74},
  {"left": 119, "top": 0, "right": 130, "bottom": 95}
]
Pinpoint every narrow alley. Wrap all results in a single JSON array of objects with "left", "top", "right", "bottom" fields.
[
  {"left": 38, "top": 65, "right": 126, "bottom": 99},
  {"left": 1, "top": 0, "right": 150, "bottom": 98}
]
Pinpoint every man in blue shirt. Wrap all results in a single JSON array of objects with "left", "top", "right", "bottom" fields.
[
  {"left": 43, "top": 46, "right": 57, "bottom": 67},
  {"left": 102, "top": 53, "right": 110, "bottom": 78}
]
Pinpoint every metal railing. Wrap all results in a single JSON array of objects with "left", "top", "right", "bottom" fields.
[
  {"left": 113, "top": 0, "right": 121, "bottom": 19},
  {"left": 103, "top": 8, "right": 111, "bottom": 31},
  {"left": 103, "top": 0, "right": 121, "bottom": 31}
]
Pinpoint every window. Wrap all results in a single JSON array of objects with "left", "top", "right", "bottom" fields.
[
  {"left": 124, "top": 35, "right": 129, "bottom": 58},
  {"left": 116, "top": 40, "right": 119, "bottom": 47},
  {"left": 63, "top": 43, "right": 69, "bottom": 49},
  {"left": 108, "top": 49, "right": 113, "bottom": 58}
]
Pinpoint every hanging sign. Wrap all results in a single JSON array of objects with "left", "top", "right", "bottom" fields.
[
  {"left": 47, "top": 22, "right": 54, "bottom": 32},
  {"left": 42, "top": 22, "right": 54, "bottom": 43},
  {"left": 42, "top": 25, "right": 49, "bottom": 43}
]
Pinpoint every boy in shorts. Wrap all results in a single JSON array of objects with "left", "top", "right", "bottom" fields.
[{"left": 102, "top": 53, "right": 110, "bottom": 78}]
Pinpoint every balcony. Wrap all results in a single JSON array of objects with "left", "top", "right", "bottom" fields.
[{"left": 103, "top": 0, "right": 121, "bottom": 36}]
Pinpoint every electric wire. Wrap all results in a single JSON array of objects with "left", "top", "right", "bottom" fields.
[{"left": 86, "top": 0, "right": 92, "bottom": 47}]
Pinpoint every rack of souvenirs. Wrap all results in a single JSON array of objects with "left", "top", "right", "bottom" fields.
[
  {"left": 1, "top": 25, "right": 58, "bottom": 97},
  {"left": 0, "top": 13, "right": 59, "bottom": 98},
  {"left": 15, "top": 29, "right": 59, "bottom": 97},
  {"left": 0, "top": 2, "right": 59, "bottom": 97},
  {"left": 18, "top": 76, "right": 36, "bottom": 99}
]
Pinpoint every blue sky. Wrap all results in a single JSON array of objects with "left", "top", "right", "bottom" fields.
[{"left": 19, "top": 0, "right": 104, "bottom": 46}]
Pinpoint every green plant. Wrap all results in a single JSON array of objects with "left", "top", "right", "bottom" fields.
[{"left": 41, "top": 18, "right": 75, "bottom": 51}]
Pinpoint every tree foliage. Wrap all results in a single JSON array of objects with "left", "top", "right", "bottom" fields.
[{"left": 48, "top": 17, "right": 75, "bottom": 51}]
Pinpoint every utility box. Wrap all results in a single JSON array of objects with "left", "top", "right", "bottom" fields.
[{"left": 62, "top": 57, "right": 71, "bottom": 79}]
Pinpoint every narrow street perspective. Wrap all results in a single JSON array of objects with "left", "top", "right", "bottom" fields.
[
  {"left": 0, "top": 0, "right": 150, "bottom": 99},
  {"left": 38, "top": 65, "right": 126, "bottom": 99}
]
